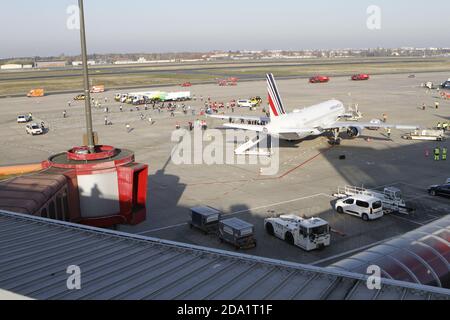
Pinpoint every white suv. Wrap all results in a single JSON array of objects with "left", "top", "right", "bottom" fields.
[
  {"left": 26, "top": 123, "right": 43, "bottom": 135},
  {"left": 17, "top": 115, "right": 32, "bottom": 123},
  {"left": 335, "top": 195, "right": 383, "bottom": 221}
]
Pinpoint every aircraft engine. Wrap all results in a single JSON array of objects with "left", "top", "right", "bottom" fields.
[{"left": 347, "top": 127, "right": 362, "bottom": 138}]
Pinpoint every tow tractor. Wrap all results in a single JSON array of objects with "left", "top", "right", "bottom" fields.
[
  {"left": 334, "top": 185, "right": 414, "bottom": 215},
  {"left": 264, "top": 214, "right": 331, "bottom": 251}
]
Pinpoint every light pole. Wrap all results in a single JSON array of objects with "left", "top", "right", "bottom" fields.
[{"left": 78, "top": 0, "right": 95, "bottom": 153}]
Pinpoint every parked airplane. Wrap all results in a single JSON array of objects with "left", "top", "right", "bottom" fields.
[{"left": 208, "top": 74, "right": 419, "bottom": 153}]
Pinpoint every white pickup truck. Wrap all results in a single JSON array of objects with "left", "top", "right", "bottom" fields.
[{"left": 264, "top": 214, "right": 330, "bottom": 251}]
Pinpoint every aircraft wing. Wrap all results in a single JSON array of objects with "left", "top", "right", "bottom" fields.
[
  {"left": 207, "top": 114, "right": 269, "bottom": 123},
  {"left": 323, "top": 121, "right": 420, "bottom": 130},
  {"left": 222, "top": 123, "right": 266, "bottom": 132}
]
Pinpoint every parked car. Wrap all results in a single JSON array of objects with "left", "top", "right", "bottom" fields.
[
  {"left": 74, "top": 94, "right": 86, "bottom": 101},
  {"left": 26, "top": 123, "right": 43, "bottom": 135},
  {"left": 367, "top": 118, "right": 382, "bottom": 130},
  {"left": 335, "top": 195, "right": 383, "bottom": 221},
  {"left": 309, "top": 75, "right": 330, "bottom": 83},
  {"left": 428, "top": 183, "right": 450, "bottom": 198},
  {"left": 352, "top": 74, "right": 370, "bottom": 81},
  {"left": 17, "top": 115, "right": 32, "bottom": 123}
]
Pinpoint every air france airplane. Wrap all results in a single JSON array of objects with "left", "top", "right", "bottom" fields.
[{"left": 209, "top": 73, "right": 418, "bottom": 144}]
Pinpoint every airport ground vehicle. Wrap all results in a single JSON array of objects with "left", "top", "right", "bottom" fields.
[
  {"left": 237, "top": 99, "right": 257, "bottom": 108},
  {"left": 351, "top": 74, "right": 370, "bottom": 81},
  {"left": 309, "top": 75, "right": 330, "bottom": 83},
  {"left": 17, "top": 115, "right": 32, "bottom": 123},
  {"left": 218, "top": 78, "right": 238, "bottom": 86},
  {"left": 74, "top": 94, "right": 86, "bottom": 101},
  {"left": 334, "top": 185, "right": 413, "bottom": 215},
  {"left": 27, "top": 88, "right": 44, "bottom": 97},
  {"left": 163, "top": 91, "right": 191, "bottom": 102},
  {"left": 423, "top": 82, "right": 437, "bottom": 89},
  {"left": 402, "top": 129, "right": 445, "bottom": 141},
  {"left": 219, "top": 218, "right": 256, "bottom": 249},
  {"left": 441, "top": 79, "right": 450, "bottom": 89},
  {"left": 189, "top": 206, "right": 221, "bottom": 234},
  {"left": 335, "top": 195, "right": 383, "bottom": 221},
  {"left": 115, "top": 93, "right": 126, "bottom": 102},
  {"left": 25, "top": 123, "right": 43, "bottom": 135},
  {"left": 181, "top": 82, "right": 192, "bottom": 87},
  {"left": 250, "top": 96, "right": 263, "bottom": 106},
  {"left": 264, "top": 215, "right": 330, "bottom": 251},
  {"left": 90, "top": 85, "right": 105, "bottom": 93},
  {"left": 367, "top": 118, "right": 382, "bottom": 130},
  {"left": 428, "top": 181, "right": 450, "bottom": 198}
]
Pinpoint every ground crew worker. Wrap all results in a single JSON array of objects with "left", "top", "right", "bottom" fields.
[
  {"left": 434, "top": 147, "right": 440, "bottom": 161},
  {"left": 442, "top": 147, "right": 447, "bottom": 161},
  {"left": 422, "top": 103, "right": 426, "bottom": 110},
  {"left": 387, "top": 128, "right": 391, "bottom": 139},
  {"left": 63, "top": 110, "right": 67, "bottom": 118},
  {"left": 382, "top": 113, "right": 387, "bottom": 123},
  {"left": 126, "top": 123, "right": 131, "bottom": 133},
  {"left": 104, "top": 97, "right": 108, "bottom": 103},
  {"left": 437, "top": 122, "right": 442, "bottom": 130},
  {"left": 119, "top": 105, "right": 123, "bottom": 112},
  {"left": 104, "top": 116, "right": 108, "bottom": 125},
  {"left": 435, "top": 101, "right": 439, "bottom": 109},
  {"left": 443, "top": 122, "right": 448, "bottom": 131}
]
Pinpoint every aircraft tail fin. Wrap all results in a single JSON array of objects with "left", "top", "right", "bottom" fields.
[{"left": 267, "top": 73, "right": 286, "bottom": 118}]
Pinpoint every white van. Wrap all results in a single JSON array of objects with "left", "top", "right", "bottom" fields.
[
  {"left": 237, "top": 100, "right": 256, "bottom": 108},
  {"left": 335, "top": 195, "right": 383, "bottom": 221}
]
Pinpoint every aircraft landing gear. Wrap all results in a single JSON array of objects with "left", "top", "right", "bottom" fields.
[{"left": 329, "top": 129, "right": 341, "bottom": 145}]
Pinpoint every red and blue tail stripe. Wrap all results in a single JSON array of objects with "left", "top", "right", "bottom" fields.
[{"left": 267, "top": 73, "right": 286, "bottom": 117}]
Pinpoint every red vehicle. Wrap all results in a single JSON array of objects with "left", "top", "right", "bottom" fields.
[
  {"left": 309, "top": 75, "right": 330, "bottom": 83},
  {"left": 352, "top": 74, "right": 370, "bottom": 81},
  {"left": 181, "top": 82, "right": 192, "bottom": 87}
]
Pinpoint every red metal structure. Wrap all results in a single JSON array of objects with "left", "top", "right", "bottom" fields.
[
  {"left": 309, "top": 75, "right": 330, "bottom": 83},
  {"left": 38, "top": 145, "right": 148, "bottom": 228},
  {"left": 352, "top": 74, "right": 370, "bottom": 81}
]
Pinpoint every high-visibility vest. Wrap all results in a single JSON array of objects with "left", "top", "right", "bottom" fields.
[{"left": 434, "top": 148, "right": 440, "bottom": 155}]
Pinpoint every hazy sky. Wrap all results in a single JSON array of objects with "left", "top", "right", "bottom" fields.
[{"left": 1, "top": 0, "right": 449, "bottom": 58}]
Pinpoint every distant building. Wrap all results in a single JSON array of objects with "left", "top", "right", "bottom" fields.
[
  {"left": 34, "top": 61, "right": 67, "bottom": 68},
  {"left": 72, "top": 60, "right": 96, "bottom": 66},
  {"left": 22, "top": 64, "right": 33, "bottom": 69},
  {"left": 0, "top": 64, "right": 22, "bottom": 70}
]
